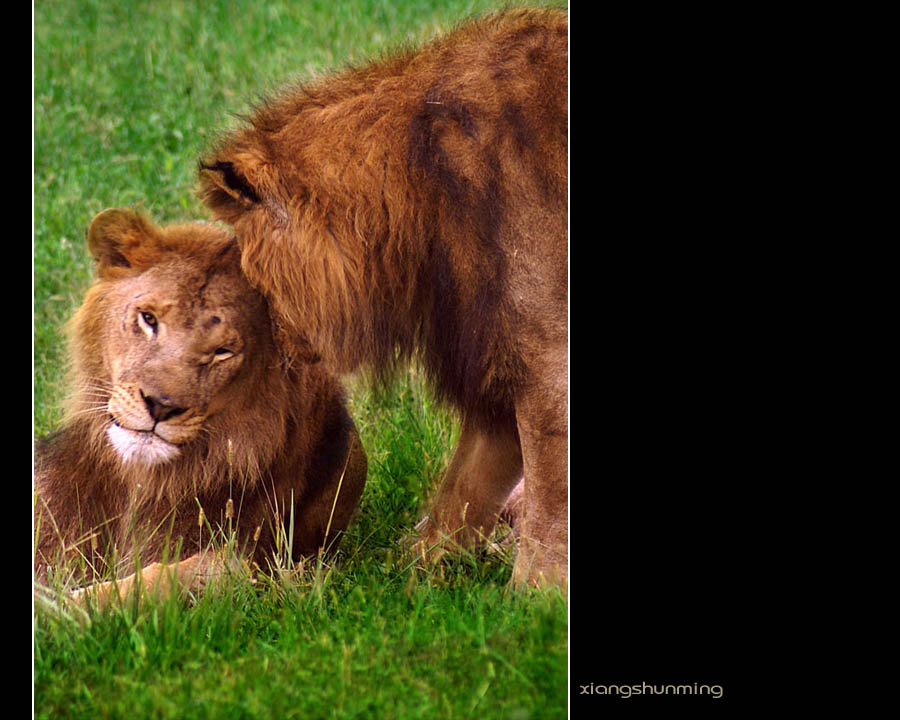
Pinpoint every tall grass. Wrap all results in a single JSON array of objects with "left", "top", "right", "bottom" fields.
[{"left": 34, "top": 1, "right": 568, "bottom": 718}]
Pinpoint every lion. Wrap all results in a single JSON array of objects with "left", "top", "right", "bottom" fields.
[
  {"left": 34, "top": 208, "right": 367, "bottom": 607},
  {"left": 198, "top": 8, "right": 567, "bottom": 590}
]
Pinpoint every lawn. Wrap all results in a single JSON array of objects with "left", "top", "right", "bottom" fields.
[{"left": 33, "top": 1, "right": 568, "bottom": 718}]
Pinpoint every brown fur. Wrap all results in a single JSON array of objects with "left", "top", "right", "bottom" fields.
[
  {"left": 34, "top": 209, "right": 367, "bottom": 606},
  {"left": 198, "top": 8, "right": 567, "bottom": 589}
]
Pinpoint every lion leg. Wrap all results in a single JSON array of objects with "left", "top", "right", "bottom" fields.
[
  {"left": 512, "top": 372, "right": 568, "bottom": 592},
  {"left": 322, "top": 428, "right": 368, "bottom": 549},
  {"left": 413, "top": 420, "right": 523, "bottom": 559},
  {"left": 288, "top": 427, "right": 368, "bottom": 557},
  {"left": 70, "top": 551, "right": 224, "bottom": 610}
]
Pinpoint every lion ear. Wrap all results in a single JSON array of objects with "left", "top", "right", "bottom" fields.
[
  {"left": 198, "top": 159, "right": 261, "bottom": 222},
  {"left": 87, "top": 208, "right": 158, "bottom": 279}
]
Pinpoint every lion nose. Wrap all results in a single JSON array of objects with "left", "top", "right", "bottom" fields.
[{"left": 141, "top": 391, "right": 186, "bottom": 423}]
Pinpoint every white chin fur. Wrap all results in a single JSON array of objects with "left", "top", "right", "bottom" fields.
[{"left": 107, "top": 423, "right": 181, "bottom": 466}]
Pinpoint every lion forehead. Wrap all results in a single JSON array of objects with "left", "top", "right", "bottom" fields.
[{"left": 114, "top": 262, "right": 259, "bottom": 328}]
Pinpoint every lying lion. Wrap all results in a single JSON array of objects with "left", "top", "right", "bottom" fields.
[
  {"left": 199, "top": 8, "right": 568, "bottom": 588},
  {"left": 34, "top": 209, "right": 367, "bottom": 608}
]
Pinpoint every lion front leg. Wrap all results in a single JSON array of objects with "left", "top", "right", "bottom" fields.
[
  {"left": 512, "top": 373, "right": 568, "bottom": 592},
  {"left": 411, "top": 420, "right": 523, "bottom": 561},
  {"left": 70, "top": 551, "right": 224, "bottom": 610}
]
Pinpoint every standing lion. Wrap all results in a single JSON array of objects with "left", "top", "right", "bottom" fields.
[{"left": 199, "top": 8, "right": 567, "bottom": 589}]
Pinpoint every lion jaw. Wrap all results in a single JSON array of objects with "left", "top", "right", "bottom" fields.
[{"left": 106, "top": 422, "right": 181, "bottom": 466}]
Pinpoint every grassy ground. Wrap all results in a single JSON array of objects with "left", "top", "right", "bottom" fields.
[{"left": 34, "top": 1, "right": 567, "bottom": 718}]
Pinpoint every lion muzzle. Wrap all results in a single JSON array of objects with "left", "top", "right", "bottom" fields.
[{"left": 106, "top": 384, "right": 205, "bottom": 466}]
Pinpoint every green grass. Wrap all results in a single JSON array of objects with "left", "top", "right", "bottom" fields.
[
  {"left": 34, "top": 1, "right": 567, "bottom": 718},
  {"left": 36, "top": 570, "right": 565, "bottom": 720}
]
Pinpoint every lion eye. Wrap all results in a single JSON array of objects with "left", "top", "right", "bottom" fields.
[
  {"left": 139, "top": 311, "right": 158, "bottom": 331},
  {"left": 212, "top": 347, "right": 234, "bottom": 361}
]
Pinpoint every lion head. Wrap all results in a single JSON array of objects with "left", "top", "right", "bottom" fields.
[
  {"left": 73, "top": 208, "right": 276, "bottom": 470},
  {"left": 77, "top": 208, "right": 274, "bottom": 469}
]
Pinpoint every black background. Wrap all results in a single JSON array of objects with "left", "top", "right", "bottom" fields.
[{"left": 568, "top": 4, "right": 783, "bottom": 710}]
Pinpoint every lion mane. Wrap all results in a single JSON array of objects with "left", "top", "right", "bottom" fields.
[
  {"left": 34, "top": 209, "right": 367, "bottom": 598},
  {"left": 198, "top": 8, "right": 567, "bottom": 588}
]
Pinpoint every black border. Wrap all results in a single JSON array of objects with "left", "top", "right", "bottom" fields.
[{"left": 568, "top": 4, "right": 778, "bottom": 709}]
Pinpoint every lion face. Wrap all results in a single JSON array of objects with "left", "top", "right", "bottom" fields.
[
  {"left": 103, "top": 266, "right": 251, "bottom": 465},
  {"left": 80, "top": 209, "right": 270, "bottom": 467}
]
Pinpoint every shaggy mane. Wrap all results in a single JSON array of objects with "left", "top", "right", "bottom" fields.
[{"left": 199, "top": 8, "right": 568, "bottom": 427}]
